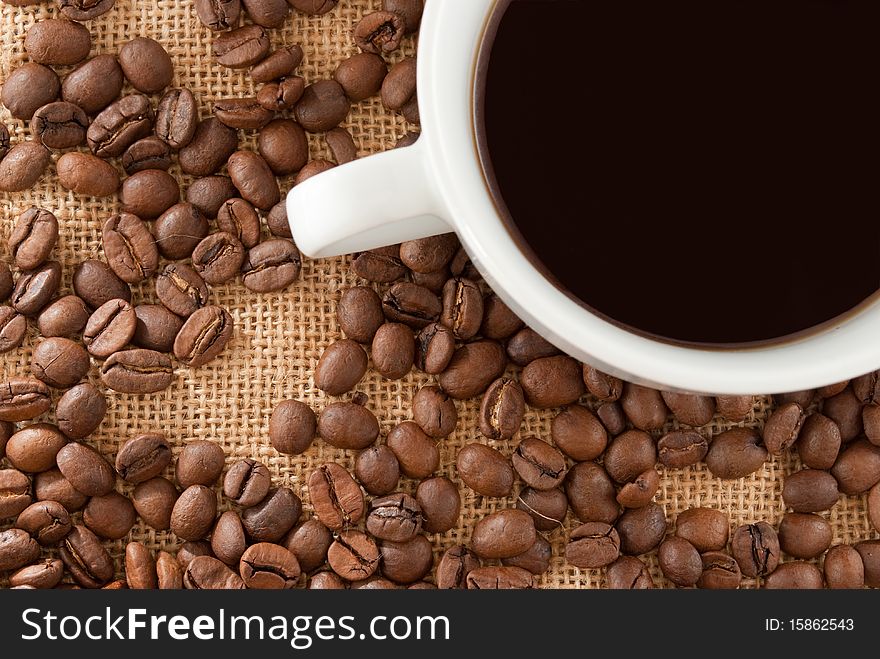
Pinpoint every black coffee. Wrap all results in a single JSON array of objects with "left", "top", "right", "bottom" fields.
[{"left": 479, "top": 0, "right": 880, "bottom": 344}]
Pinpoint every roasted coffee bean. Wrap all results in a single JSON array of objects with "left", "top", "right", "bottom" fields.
[
  {"left": 381, "top": 57, "right": 417, "bottom": 118},
  {"left": 856, "top": 540, "right": 880, "bottom": 587},
  {"left": 83, "top": 299, "right": 136, "bottom": 358},
  {"left": 31, "top": 101, "right": 88, "bottom": 149},
  {"left": 154, "top": 203, "right": 209, "bottom": 261},
  {"left": 366, "top": 493, "right": 421, "bottom": 542},
  {"left": 154, "top": 88, "right": 197, "bottom": 150},
  {"left": 579, "top": 368, "right": 621, "bottom": 404},
  {"left": 471, "top": 509, "right": 536, "bottom": 560},
  {"left": 184, "top": 555, "right": 245, "bottom": 589},
  {"left": 661, "top": 391, "right": 716, "bottom": 427},
  {"left": 599, "top": 404, "right": 625, "bottom": 436},
  {"left": 125, "top": 542, "right": 158, "bottom": 590},
  {"left": 175, "top": 440, "right": 225, "bottom": 488},
  {"left": 1, "top": 64, "right": 60, "bottom": 120},
  {"left": 118, "top": 37, "right": 173, "bottom": 94},
  {"left": 252, "top": 46, "right": 304, "bottom": 83},
  {"left": 62, "top": 55, "right": 124, "bottom": 116},
  {"left": 121, "top": 169, "right": 180, "bottom": 219},
  {"left": 0, "top": 378, "right": 52, "bottom": 422},
  {"left": 0, "top": 307, "right": 27, "bottom": 354},
  {"left": 314, "top": 339, "right": 368, "bottom": 395},
  {"left": 521, "top": 355, "right": 585, "bottom": 409},
  {"left": 439, "top": 277, "right": 482, "bottom": 340},
  {"left": 512, "top": 437, "right": 567, "bottom": 490},
  {"left": 25, "top": 19, "right": 91, "bottom": 66},
  {"left": 697, "top": 551, "right": 741, "bottom": 589},
  {"left": 382, "top": 282, "right": 442, "bottom": 327},
  {"left": 549, "top": 405, "right": 607, "bottom": 462},
  {"left": 730, "top": 521, "right": 779, "bottom": 578},
  {"left": 30, "top": 338, "right": 89, "bottom": 389},
  {"left": 852, "top": 370, "right": 880, "bottom": 404},
  {"left": 177, "top": 541, "right": 215, "bottom": 569},
  {"left": 179, "top": 118, "right": 239, "bottom": 176},
  {"left": 774, "top": 389, "right": 815, "bottom": 408},
  {"left": 763, "top": 561, "right": 823, "bottom": 589},
  {"left": 380, "top": 534, "right": 433, "bottom": 584},
  {"left": 517, "top": 487, "right": 567, "bottom": 532},
  {"left": 864, "top": 405, "right": 880, "bottom": 445},
  {"left": 824, "top": 544, "right": 865, "bottom": 589},
  {"left": 227, "top": 150, "right": 280, "bottom": 210},
  {"left": 620, "top": 383, "right": 668, "bottom": 431},
  {"left": 476, "top": 377, "right": 523, "bottom": 440},
  {"left": 9, "top": 558, "right": 64, "bottom": 589},
  {"left": 294, "top": 80, "right": 350, "bottom": 133},
  {"left": 269, "top": 399, "right": 316, "bottom": 456},
  {"left": 0, "top": 469, "right": 32, "bottom": 519},
  {"left": 102, "top": 214, "right": 158, "bottom": 284},
  {"left": 778, "top": 513, "right": 833, "bottom": 559},
  {"left": 414, "top": 322, "right": 455, "bottom": 374},
  {"left": 415, "top": 476, "right": 460, "bottom": 534},
  {"left": 192, "top": 232, "right": 245, "bottom": 285},
  {"left": 0, "top": 263, "right": 11, "bottom": 301},
  {"left": 55, "top": 442, "right": 115, "bottom": 497},
  {"left": 156, "top": 264, "right": 209, "bottom": 317},
  {"left": 338, "top": 287, "right": 384, "bottom": 343},
  {"left": 214, "top": 24, "right": 270, "bottom": 68},
  {"left": 308, "top": 463, "right": 364, "bottom": 531},
  {"left": 12, "top": 261, "right": 61, "bottom": 317},
  {"left": 0, "top": 142, "right": 51, "bottom": 192},
  {"left": 318, "top": 402, "right": 379, "bottom": 450},
  {"left": 266, "top": 201, "right": 291, "bottom": 238},
  {"left": 241, "top": 239, "right": 302, "bottom": 292},
  {"left": 352, "top": 245, "right": 407, "bottom": 282},
  {"left": 782, "top": 469, "right": 840, "bottom": 512},
  {"left": 115, "top": 433, "right": 171, "bottom": 484},
  {"left": 412, "top": 385, "right": 458, "bottom": 439},
  {"left": 325, "top": 127, "right": 357, "bottom": 164},
  {"left": 83, "top": 491, "right": 136, "bottom": 540},
  {"left": 10, "top": 208, "right": 58, "bottom": 271},
  {"left": 241, "top": 0, "right": 288, "bottom": 27},
  {"left": 174, "top": 305, "right": 234, "bottom": 368},
  {"left": 223, "top": 459, "right": 270, "bottom": 507},
  {"left": 59, "top": 0, "right": 116, "bottom": 21},
  {"left": 477, "top": 296, "right": 521, "bottom": 341},
  {"left": 35, "top": 296, "right": 88, "bottom": 339},
  {"left": 616, "top": 502, "right": 666, "bottom": 555},
  {"left": 58, "top": 524, "right": 113, "bottom": 588},
  {"left": 822, "top": 387, "right": 863, "bottom": 442},
  {"left": 242, "top": 487, "right": 301, "bottom": 542},
  {"left": 170, "top": 484, "right": 217, "bottom": 541},
  {"left": 257, "top": 118, "right": 308, "bottom": 174},
  {"left": 195, "top": 0, "right": 241, "bottom": 30},
  {"left": 399, "top": 236, "right": 458, "bottom": 275},
  {"left": 288, "top": 0, "right": 337, "bottom": 13},
  {"left": 354, "top": 445, "right": 399, "bottom": 496},
  {"left": 122, "top": 137, "right": 172, "bottom": 175},
  {"left": 310, "top": 571, "right": 347, "bottom": 589},
  {"left": 466, "top": 566, "right": 534, "bottom": 590},
  {"left": 657, "top": 429, "right": 709, "bottom": 468},
  {"left": 604, "top": 430, "right": 657, "bottom": 484},
  {"left": 436, "top": 546, "right": 480, "bottom": 589},
  {"left": 354, "top": 10, "right": 404, "bottom": 54},
  {"left": 214, "top": 97, "right": 274, "bottom": 130},
  {"left": 385, "top": 0, "right": 423, "bottom": 32},
  {"left": 156, "top": 550, "right": 183, "bottom": 589},
  {"left": 56, "top": 152, "right": 119, "bottom": 197},
  {"left": 240, "top": 542, "right": 301, "bottom": 589},
  {"left": 0, "top": 421, "right": 11, "bottom": 459},
  {"left": 55, "top": 382, "right": 105, "bottom": 440},
  {"left": 283, "top": 519, "right": 332, "bottom": 573},
  {"left": 328, "top": 530, "right": 379, "bottom": 581},
  {"left": 658, "top": 536, "right": 702, "bottom": 586},
  {"left": 616, "top": 468, "right": 660, "bottom": 509},
  {"left": 211, "top": 511, "right": 246, "bottom": 565},
  {"left": 502, "top": 535, "right": 552, "bottom": 575},
  {"left": 87, "top": 94, "right": 154, "bottom": 159},
  {"left": 371, "top": 323, "right": 415, "bottom": 379},
  {"left": 6, "top": 424, "right": 67, "bottom": 473},
  {"left": 676, "top": 508, "right": 729, "bottom": 553},
  {"left": 832, "top": 439, "right": 880, "bottom": 494},
  {"left": 763, "top": 402, "right": 805, "bottom": 455},
  {"left": 100, "top": 349, "right": 173, "bottom": 394},
  {"left": 73, "top": 260, "right": 131, "bottom": 310},
  {"left": 565, "top": 461, "right": 618, "bottom": 524},
  {"left": 439, "top": 341, "right": 506, "bottom": 400},
  {"left": 705, "top": 427, "right": 768, "bottom": 479},
  {"left": 33, "top": 468, "right": 87, "bottom": 513},
  {"left": 387, "top": 421, "right": 439, "bottom": 479},
  {"left": 566, "top": 522, "right": 620, "bottom": 569},
  {"left": 299, "top": 159, "right": 338, "bottom": 184},
  {"left": 256, "top": 78, "right": 305, "bottom": 112},
  {"left": 217, "top": 199, "right": 260, "bottom": 249}
]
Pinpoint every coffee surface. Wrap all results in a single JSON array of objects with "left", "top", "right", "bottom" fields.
[{"left": 481, "top": 0, "right": 880, "bottom": 344}]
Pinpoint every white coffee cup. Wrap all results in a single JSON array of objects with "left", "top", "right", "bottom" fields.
[{"left": 287, "top": 0, "right": 879, "bottom": 395}]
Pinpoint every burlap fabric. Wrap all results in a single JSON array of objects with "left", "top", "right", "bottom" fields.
[{"left": 1, "top": 0, "right": 876, "bottom": 589}]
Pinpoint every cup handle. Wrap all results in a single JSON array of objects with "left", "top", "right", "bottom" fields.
[{"left": 285, "top": 140, "right": 452, "bottom": 258}]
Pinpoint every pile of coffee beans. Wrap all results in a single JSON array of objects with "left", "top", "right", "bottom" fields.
[{"left": 3, "top": 0, "right": 879, "bottom": 590}]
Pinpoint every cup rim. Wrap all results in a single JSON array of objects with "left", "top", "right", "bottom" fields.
[{"left": 417, "top": 0, "right": 880, "bottom": 394}]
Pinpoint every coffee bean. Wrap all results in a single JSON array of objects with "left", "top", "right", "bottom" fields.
[
  {"left": 56, "top": 152, "right": 119, "bottom": 197},
  {"left": 412, "top": 385, "right": 458, "bottom": 439},
  {"left": 294, "top": 80, "right": 350, "bottom": 132},
  {"left": 214, "top": 97, "right": 274, "bottom": 130},
  {"left": 366, "top": 492, "right": 421, "bottom": 542},
  {"left": 118, "top": 37, "right": 173, "bottom": 94},
  {"left": 55, "top": 382, "right": 105, "bottom": 441},
  {"left": 354, "top": 11, "right": 404, "bottom": 54},
  {"left": 56, "top": 442, "right": 115, "bottom": 497},
  {"left": 436, "top": 546, "right": 480, "bottom": 589},
  {"left": 174, "top": 305, "right": 234, "bottom": 368},
  {"left": 714, "top": 395, "right": 754, "bottom": 421},
  {"left": 9, "top": 558, "right": 64, "bottom": 589},
  {"left": 83, "top": 491, "right": 136, "bottom": 539},
  {"left": 764, "top": 561, "right": 824, "bottom": 589},
  {"left": 466, "top": 566, "right": 535, "bottom": 589},
  {"left": 243, "top": 0, "right": 289, "bottom": 27},
  {"left": 0, "top": 263, "right": 12, "bottom": 301},
  {"left": 177, "top": 541, "right": 216, "bottom": 568},
  {"left": 82, "top": 299, "right": 136, "bottom": 359},
  {"left": 288, "top": 0, "right": 337, "bottom": 13},
  {"left": 25, "top": 19, "right": 91, "bottom": 66},
  {"left": 59, "top": 0, "right": 116, "bottom": 21},
  {"left": 257, "top": 77, "right": 305, "bottom": 112},
  {"left": 318, "top": 401, "right": 379, "bottom": 450},
  {"left": 512, "top": 437, "right": 567, "bottom": 491},
  {"left": 1, "top": 64, "right": 60, "bottom": 121},
  {"left": 314, "top": 339, "right": 368, "bottom": 395},
  {"left": 661, "top": 391, "right": 716, "bottom": 427},
  {"left": 73, "top": 260, "right": 131, "bottom": 311},
  {"left": 227, "top": 150, "right": 280, "bottom": 210},
  {"left": 581, "top": 366, "right": 622, "bottom": 403},
  {"left": 307, "top": 462, "right": 365, "bottom": 531},
  {"left": 155, "top": 550, "right": 182, "bottom": 589},
  {"left": 824, "top": 544, "right": 865, "bottom": 589},
  {"left": 191, "top": 232, "right": 245, "bottom": 285},
  {"left": 547, "top": 405, "right": 607, "bottom": 463},
  {"left": 241, "top": 239, "right": 302, "bottom": 293},
  {"left": 242, "top": 487, "right": 302, "bottom": 542},
  {"left": 122, "top": 137, "right": 173, "bottom": 175},
  {"left": 170, "top": 484, "right": 217, "bottom": 541},
  {"left": 180, "top": 119, "right": 239, "bottom": 177},
  {"left": 864, "top": 405, "right": 880, "bottom": 446},
  {"left": 778, "top": 512, "right": 833, "bottom": 559},
  {"left": 379, "top": 534, "right": 433, "bottom": 584},
  {"left": 566, "top": 522, "right": 620, "bottom": 569},
  {"left": 471, "top": 509, "right": 536, "bottom": 559},
  {"left": 328, "top": 530, "right": 379, "bottom": 581},
  {"left": 385, "top": 0, "right": 423, "bottom": 32},
  {"left": 852, "top": 370, "right": 880, "bottom": 404},
  {"left": 822, "top": 387, "right": 863, "bottom": 441},
  {"left": 115, "top": 433, "right": 171, "bottom": 485},
  {"left": 62, "top": 55, "right": 124, "bottom": 116},
  {"left": 0, "top": 141, "right": 51, "bottom": 192},
  {"left": 6, "top": 424, "right": 67, "bottom": 473},
  {"left": 676, "top": 508, "right": 729, "bottom": 553},
  {"left": 505, "top": 328, "right": 558, "bottom": 367},
  {"left": 100, "top": 348, "right": 173, "bottom": 394},
  {"left": 565, "top": 461, "right": 618, "bottom": 524},
  {"left": 616, "top": 502, "right": 666, "bottom": 555},
  {"left": 266, "top": 201, "right": 291, "bottom": 238},
  {"left": 657, "top": 429, "right": 709, "bottom": 468},
  {"left": 87, "top": 94, "right": 154, "bottom": 159},
  {"left": 124, "top": 542, "right": 158, "bottom": 590},
  {"left": 476, "top": 297, "right": 520, "bottom": 341},
  {"left": 501, "top": 535, "right": 552, "bottom": 575},
  {"left": 870, "top": 482, "right": 880, "bottom": 533},
  {"left": 156, "top": 264, "right": 209, "bottom": 317},
  {"left": 387, "top": 421, "right": 439, "bottom": 479},
  {"left": 325, "top": 127, "right": 357, "bottom": 164},
  {"left": 252, "top": 46, "right": 304, "bottom": 82},
  {"left": 438, "top": 277, "right": 482, "bottom": 340},
  {"left": 438, "top": 340, "right": 506, "bottom": 400},
  {"left": 705, "top": 427, "right": 768, "bottom": 479},
  {"left": 521, "top": 356, "right": 585, "bottom": 409},
  {"left": 616, "top": 468, "right": 660, "bottom": 509},
  {"left": 415, "top": 476, "right": 460, "bottom": 534},
  {"left": 414, "top": 322, "right": 455, "bottom": 374},
  {"left": 154, "top": 205, "right": 210, "bottom": 261},
  {"left": 516, "top": 487, "right": 567, "bottom": 532},
  {"left": 620, "top": 383, "right": 668, "bottom": 431},
  {"left": 151, "top": 90, "right": 197, "bottom": 152},
  {"left": 0, "top": 421, "right": 11, "bottom": 459},
  {"left": 223, "top": 459, "right": 270, "bottom": 507},
  {"left": 832, "top": 439, "right": 880, "bottom": 494},
  {"left": 59, "top": 524, "right": 114, "bottom": 588},
  {"left": 338, "top": 286, "right": 384, "bottom": 343},
  {"left": 102, "top": 214, "right": 158, "bottom": 284},
  {"left": 0, "top": 378, "right": 52, "bottom": 422},
  {"left": 11, "top": 261, "right": 60, "bottom": 317},
  {"left": 598, "top": 402, "right": 624, "bottom": 435},
  {"left": 381, "top": 57, "right": 417, "bottom": 119},
  {"left": 352, "top": 245, "right": 407, "bottom": 282},
  {"left": 195, "top": 0, "right": 241, "bottom": 30},
  {"left": 0, "top": 469, "right": 32, "bottom": 519},
  {"left": 604, "top": 430, "right": 657, "bottom": 484},
  {"left": 210, "top": 510, "right": 246, "bottom": 565},
  {"left": 175, "top": 440, "right": 225, "bottom": 488},
  {"left": 763, "top": 402, "right": 805, "bottom": 455},
  {"left": 0, "top": 307, "right": 27, "bottom": 353},
  {"left": 130, "top": 477, "right": 176, "bottom": 531},
  {"left": 697, "top": 551, "right": 741, "bottom": 589},
  {"left": 269, "top": 399, "right": 316, "bottom": 455},
  {"left": 309, "top": 571, "right": 347, "bottom": 589},
  {"left": 10, "top": 208, "right": 57, "bottom": 273},
  {"left": 184, "top": 555, "right": 245, "bottom": 589},
  {"left": 30, "top": 338, "right": 88, "bottom": 389},
  {"left": 658, "top": 536, "right": 702, "bottom": 586},
  {"left": 354, "top": 445, "right": 400, "bottom": 496},
  {"left": 34, "top": 468, "right": 87, "bottom": 513},
  {"left": 214, "top": 24, "right": 270, "bottom": 68},
  {"left": 730, "top": 521, "right": 780, "bottom": 578},
  {"left": 31, "top": 101, "right": 88, "bottom": 150},
  {"left": 371, "top": 323, "right": 415, "bottom": 379},
  {"left": 34, "top": 296, "right": 86, "bottom": 339},
  {"left": 217, "top": 199, "right": 260, "bottom": 248},
  {"left": 256, "top": 117, "right": 308, "bottom": 175},
  {"left": 240, "top": 542, "right": 301, "bottom": 589},
  {"left": 855, "top": 540, "right": 880, "bottom": 587},
  {"left": 283, "top": 519, "right": 332, "bottom": 573},
  {"left": 121, "top": 169, "right": 180, "bottom": 219},
  {"left": 782, "top": 469, "right": 840, "bottom": 512}
]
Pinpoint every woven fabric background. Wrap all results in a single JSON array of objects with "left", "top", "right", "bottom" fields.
[{"left": 1, "top": 0, "right": 876, "bottom": 588}]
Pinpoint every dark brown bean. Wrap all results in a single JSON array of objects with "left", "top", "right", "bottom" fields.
[
  {"left": 318, "top": 402, "right": 379, "bottom": 450},
  {"left": 0, "top": 143, "right": 51, "bottom": 192},
  {"left": 156, "top": 88, "right": 198, "bottom": 149},
  {"left": 179, "top": 118, "right": 239, "bottom": 176},
  {"left": 12, "top": 261, "right": 62, "bottom": 316},
  {"left": 155, "top": 264, "right": 209, "bottom": 317},
  {"left": 269, "top": 399, "right": 316, "bottom": 456},
  {"left": 387, "top": 421, "right": 439, "bottom": 479},
  {"left": 730, "top": 521, "right": 780, "bottom": 578},
  {"left": 676, "top": 508, "right": 729, "bottom": 553},
  {"left": 764, "top": 562, "right": 825, "bottom": 589},
  {"left": 604, "top": 430, "right": 657, "bottom": 484},
  {"left": 99, "top": 349, "right": 173, "bottom": 394},
  {"left": 55, "top": 442, "right": 115, "bottom": 497},
  {"left": 661, "top": 391, "right": 716, "bottom": 427},
  {"left": 59, "top": 525, "right": 113, "bottom": 588},
  {"left": 213, "top": 25, "right": 270, "bottom": 69},
  {"left": 228, "top": 150, "right": 280, "bottom": 210},
  {"left": 615, "top": 502, "right": 667, "bottom": 555},
  {"left": 25, "top": 19, "right": 91, "bottom": 66},
  {"left": 6, "top": 424, "right": 68, "bottom": 473},
  {"left": 308, "top": 463, "right": 365, "bottom": 531},
  {"left": 154, "top": 203, "right": 210, "bottom": 260},
  {"left": 251, "top": 46, "right": 304, "bottom": 83},
  {"left": 658, "top": 536, "right": 702, "bottom": 586},
  {"left": 217, "top": 199, "right": 261, "bottom": 248},
  {"left": 0, "top": 378, "right": 52, "bottom": 422},
  {"left": 778, "top": 513, "right": 833, "bottom": 559},
  {"left": 616, "top": 468, "right": 660, "bottom": 509},
  {"left": 414, "top": 322, "right": 455, "bottom": 374},
  {"left": 824, "top": 544, "right": 865, "bottom": 589},
  {"left": 782, "top": 469, "right": 840, "bottom": 512},
  {"left": 223, "top": 459, "right": 271, "bottom": 508},
  {"left": 705, "top": 427, "right": 768, "bottom": 479},
  {"left": 132, "top": 305, "right": 184, "bottom": 353},
  {"left": 10, "top": 208, "right": 58, "bottom": 271},
  {"left": 566, "top": 522, "right": 620, "bottom": 569},
  {"left": 471, "top": 509, "right": 536, "bottom": 559},
  {"left": 120, "top": 169, "right": 180, "bottom": 220},
  {"left": 56, "top": 152, "right": 119, "bottom": 197},
  {"left": 314, "top": 339, "right": 368, "bottom": 395},
  {"left": 122, "top": 136, "right": 172, "bottom": 175},
  {"left": 416, "top": 476, "right": 460, "bottom": 534},
  {"left": 62, "top": 55, "right": 124, "bottom": 116},
  {"left": 354, "top": 11, "right": 404, "bottom": 54},
  {"left": 822, "top": 387, "right": 863, "bottom": 441},
  {"left": 1, "top": 64, "right": 60, "bottom": 120},
  {"left": 697, "top": 551, "right": 741, "bottom": 590},
  {"left": 831, "top": 439, "right": 880, "bottom": 495}
]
